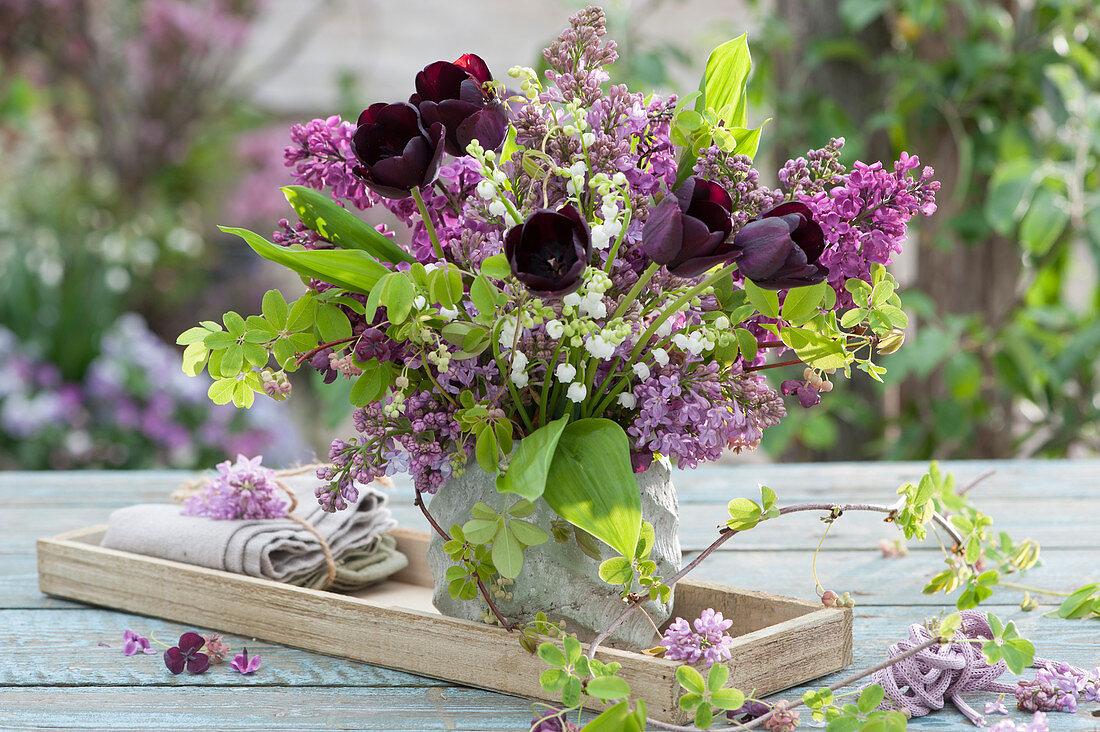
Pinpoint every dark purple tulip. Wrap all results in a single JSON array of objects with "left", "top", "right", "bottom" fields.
[
  {"left": 164, "top": 632, "right": 210, "bottom": 675},
  {"left": 411, "top": 53, "right": 508, "bottom": 157},
  {"left": 732, "top": 201, "right": 828, "bottom": 290},
  {"left": 642, "top": 176, "right": 735, "bottom": 278},
  {"left": 351, "top": 102, "right": 445, "bottom": 199},
  {"left": 504, "top": 205, "right": 591, "bottom": 297},
  {"left": 781, "top": 379, "right": 821, "bottom": 408}
]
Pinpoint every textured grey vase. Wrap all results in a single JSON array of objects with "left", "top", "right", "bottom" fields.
[{"left": 426, "top": 458, "right": 681, "bottom": 650}]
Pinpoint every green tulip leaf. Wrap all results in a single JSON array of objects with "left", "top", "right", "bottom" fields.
[
  {"left": 541, "top": 419, "right": 642, "bottom": 560},
  {"left": 495, "top": 416, "right": 568, "bottom": 501},
  {"left": 222, "top": 226, "right": 388, "bottom": 295},
  {"left": 282, "top": 185, "right": 414, "bottom": 264}
]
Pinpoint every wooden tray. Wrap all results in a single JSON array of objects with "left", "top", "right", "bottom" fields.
[{"left": 37, "top": 525, "right": 851, "bottom": 724}]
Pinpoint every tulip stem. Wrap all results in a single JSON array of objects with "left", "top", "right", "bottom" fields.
[
  {"left": 411, "top": 186, "right": 446, "bottom": 261},
  {"left": 538, "top": 339, "right": 564, "bottom": 428},
  {"left": 627, "top": 262, "right": 740, "bottom": 365},
  {"left": 611, "top": 262, "right": 661, "bottom": 321},
  {"left": 587, "top": 263, "right": 739, "bottom": 417},
  {"left": 602, "top": 208, "right": 632, "bottom": 274}
]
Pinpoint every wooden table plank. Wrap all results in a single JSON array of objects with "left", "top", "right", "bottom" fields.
[
  {"left": 3, "top": 463, "right": 1100, "bottom": 732},
  {"left": 1, "top": 605, "right": 1097, "bottom": 686},
  {"left": 0, "top": 605, "right": 1097, "bottom": 729}
]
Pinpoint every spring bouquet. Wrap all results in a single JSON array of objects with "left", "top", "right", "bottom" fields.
[{"left": 179, "top": 7, "right": 938, "bottom": 643}]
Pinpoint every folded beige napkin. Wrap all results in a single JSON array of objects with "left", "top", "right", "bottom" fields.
[{"left": 101, "top": 477, "right": 406, "bottom": 590}]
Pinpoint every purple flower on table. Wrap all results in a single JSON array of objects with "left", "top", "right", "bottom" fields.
[
  {"left": 529, "top": 708, "right": 580, "bottom": 732},
  {"left": 164, "top": 632, "right": 210, "bottom": 675},
  {"left": 122, "top": 630, "right": 155, "bottom": 656},
  {"left": 230, "top": 648, "right": 262, "bottom": 675},
  {"left": 731, "top": 201, "right": 828, "bottom": 290},
  {"left": 659, "top": 608, "right": 734, "bottom": 668},
  {"left": 985, "top": 698, "right": 1009, "bottom": 716},
  {"left": 781, "top": 379, "right": 820, "bottom": 408},
  {"left": 642, "top": 176, "right": 735, "bottom": 278},
  {"left": 411, "top": 53, "right": 508, "bottom": 156},
  {"left": 504, "top": 205, "right": 591, "bottom": 297},
  {"left": 351, "top": 102, "right": 446, "bottom": 200}
]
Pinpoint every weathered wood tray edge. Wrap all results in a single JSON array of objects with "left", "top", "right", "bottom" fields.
[{"left": 37, "top": 524, "right": 852, "bottom": 724}]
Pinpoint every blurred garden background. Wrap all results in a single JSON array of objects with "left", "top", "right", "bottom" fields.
[{"left": 1, "top": 0, "right": 1097, "bottom": 470}]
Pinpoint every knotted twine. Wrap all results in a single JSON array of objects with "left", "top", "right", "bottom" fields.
[
  {"left": 174, "top": 464, "right": 345, "bottom": 591},
  {"left": 864, "top": 609, "right": 1049, "bottom": 726}
]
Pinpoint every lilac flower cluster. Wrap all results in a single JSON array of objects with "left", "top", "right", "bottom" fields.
[
  {"left": 540, "top": 6, "right": 619, "bottom": 107},
  {"left": 1015, "top": 661, "right": 1100, "bottom": 714},
  {"left": 788, "top": 142, "right": 939, "bottom": 308},
  {"left": 628, "top": 360, "right": 785, "bottom": 469},
  {"left": 0, "top": 318, "right": 303, "bottom": 470},
  {"left": 181, "top": 454, "right": 288, "bottom": 520},
  {"left": 315, "top": 390, "right": 461, "bottom": 511},
  {"left": 284, "top": 116, "right": 374, "bottom": 210},
  {"left": 659, "top": 608, "right": 735, "bottom": 668}
]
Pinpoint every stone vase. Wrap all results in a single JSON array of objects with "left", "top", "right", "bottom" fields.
[{"left": 426, "top": 459, "right": 681, "bottom": 650}]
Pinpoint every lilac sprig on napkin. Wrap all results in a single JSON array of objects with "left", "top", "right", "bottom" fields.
[{"left": 182, "top": 455, "right": 287, "bottom": 520}]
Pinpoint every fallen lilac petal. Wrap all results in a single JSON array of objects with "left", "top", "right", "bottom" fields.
[{"left": 230, "top": 648, "right": 262, "bottom": 675}]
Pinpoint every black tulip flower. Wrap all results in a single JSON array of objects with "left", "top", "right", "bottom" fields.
[
  {"left": 731, "top": 202, "right": 828, "bottom": 290},
  {"left": 504, "top": 205, "right": 591, "bottom": 297},
  {"left": 642, "top": 176, "right": 735, "bottom": 278},
  {"left": 351, "top": 101, "right": 445, "bottom": 199},
  {"left": 411, "top": 53, "right": 509, "bottom": 157}
]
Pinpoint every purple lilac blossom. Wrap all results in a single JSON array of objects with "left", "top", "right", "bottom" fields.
[
  {"left": 1016, "top": 661, "right": 1100, "bottom": 713},
  {"left": 0, "top": 319, "right": 303, "bottom": 470},
  {"left": 122, "top": 630, "right": 155, "bottom": 655},
  {"left": 181, "top": 454, "right": 288, "bottom": 520},
  {"left": 628, "top": 361, "right": 784, "bottom": 469},
  {"left": 786, "top": 144, "right": 939, "bottom": 309},
  {"left": 659, "top": 608, "right": 734, "bottom": 668},
  {"left": 230, "top": 648, "right": 262, "bottom": 674},
  {"left": 285, "top": 115, "right": 375, "bottom": 209}
]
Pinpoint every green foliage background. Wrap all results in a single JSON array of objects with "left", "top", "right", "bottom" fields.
[{"left": 746, "top": 0, "right": 1100, "bottom": 459}]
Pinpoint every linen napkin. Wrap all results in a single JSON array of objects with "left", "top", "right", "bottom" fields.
[{"left": 100, "top": 476, "right": 406, "bottom": 590}]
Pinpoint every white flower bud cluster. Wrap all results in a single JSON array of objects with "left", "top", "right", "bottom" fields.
[
  {"left": 382, "top": 390, "right": 407, "bottom": 418},
  {"left": 564, "top": 160, "right": 587, "bottom": 197},
  {"left": 587, "top": 172, "right": 631, "bottom": 251},
  {"left": 671, "top": 330, "right": 716, "bottom": 356},
  {"left": 510, "top": 350, "right": 529, "bottom": 388},
  {"left": 425, "top": 344, "right": 451, "bottom": 374},
  {"left": 466, "top": 141, "right": 517, "bottom": 223},
  {"left": 508, "top": 66, "right": 542, "bottom": 102}
]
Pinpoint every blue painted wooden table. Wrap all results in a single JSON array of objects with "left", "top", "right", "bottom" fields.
[{"left": 2, "top": 460, "right": 1099, "bottom": 730}]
